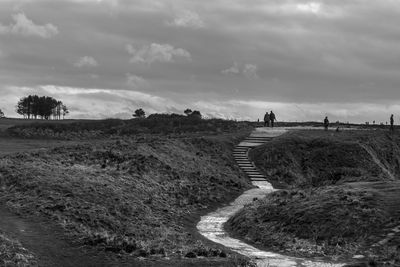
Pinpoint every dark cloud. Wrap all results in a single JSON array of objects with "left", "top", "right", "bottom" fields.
[{"left": 1, "top": 0, "right": 400, "bottom": 122}]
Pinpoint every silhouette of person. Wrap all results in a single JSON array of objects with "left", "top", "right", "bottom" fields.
[
  {"left": 390, "top": 114, "right": 394, "bottom": 131},
  {"left": 269, "top": 111, "right": 276, "bottom": 127},
  {"left": 263, "top": 112, "right": 270, "bottom": 127},
  {"left": 324, "top": 116, "right": 329, "bottom": 131}
]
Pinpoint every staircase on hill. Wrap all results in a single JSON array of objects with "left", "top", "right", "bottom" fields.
[{"left": 233, "top": 135, "right": 273, "bottom": 183}]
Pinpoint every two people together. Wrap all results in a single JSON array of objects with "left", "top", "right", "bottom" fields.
[{"left": 263, "top": 110, "right": 276, "bottom": 127}]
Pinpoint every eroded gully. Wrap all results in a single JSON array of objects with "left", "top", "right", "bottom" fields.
[{"left": 197, "top": 127, "right": 348, "bottom": 267}]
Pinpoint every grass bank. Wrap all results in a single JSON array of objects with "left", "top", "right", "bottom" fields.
[
  {"left": 0, "top": 117, "right": 257, "bottom": 265},
  {"left": 227, "top": 129, "right": 400, "bottom": 265},
  {"left": 0, "top": 230, "right": 37, "bottom": 266}
]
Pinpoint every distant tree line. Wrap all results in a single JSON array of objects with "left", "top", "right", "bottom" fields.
[
  {"left": 133, "top": 108, "right": 202, "bottom": 119},
  {"left": 16, "top": 95, "right": 69, "bottom": 120},
  {"left": 0, "top": 108, "right": 4, "bottom": 118}
]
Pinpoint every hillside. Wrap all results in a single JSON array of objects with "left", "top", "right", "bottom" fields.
[
  {"left": 249, "top": 130, "right": 400, "bottom": 188},
  {"left": 227, "top": 130, "right": 400, "bottom": 265},
  {"left": 0, "top": 117, "right": 255, "bottom": 266}
]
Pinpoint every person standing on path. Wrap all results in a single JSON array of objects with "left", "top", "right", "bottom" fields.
[
  {"left": 324, "top": 116, "right": 329, "bottom": 131},
  {"left": 390, "top": 114, "right": 394, "bottom": 131},
  {"left": 263, "top": 111, "right": 270, "bottom": 127},
  {"left": 269, "top": 111, "right": 276, "bottom": 127}
]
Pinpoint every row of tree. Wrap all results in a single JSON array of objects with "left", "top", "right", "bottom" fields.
[{"left": 16, "top": 95, "right": 69, "bottom": 120}]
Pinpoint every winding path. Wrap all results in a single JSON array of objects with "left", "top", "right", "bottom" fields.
[{"left": 197, "top": 127, "right": 346, "bottom": 267}]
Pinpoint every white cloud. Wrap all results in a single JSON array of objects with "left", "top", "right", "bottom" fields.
[
  {"left": 167, "top": 9, "right": 205, "bottom": 29},
  {"left": 74, "top": 56, "right": 98, "bottom": 67},
  {"left": 0, "top": 13, "right": 58, "bottom": 38},
  {"left": 222, "top": 62, "right": 258, "bottom": 79},
  {"left": 126, "top": 73, "right": 148, "bottom": 88},
  {"left": 8, "top": 85, "right": 175, "bottom": 119},
  {"left": 296, "top": 2, "right": 322, "bottom": 14},
  {"left": 243, "top": 64, "right": 258, "bottom": 79},
  {"left": 126, "top": 43, "right": 191, "bottom": 64},
  {"left": 222, "top": 62, "right": 240, "bottom": 75}
]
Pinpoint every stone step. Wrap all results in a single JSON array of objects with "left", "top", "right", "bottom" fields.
[
  {"left": 250, "top": 178, "right": 267, "bottom": 181},
  {"left": 249, "top": 136, "right": 273, "bottom": 139}
]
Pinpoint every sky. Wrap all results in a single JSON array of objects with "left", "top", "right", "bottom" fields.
[{"left": 1, "top": 0, "right": 400, "bottom": 123}]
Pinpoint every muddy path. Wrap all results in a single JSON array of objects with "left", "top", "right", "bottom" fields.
[{"left": 197, "top": 127, "right": 349, "bottom": 267}]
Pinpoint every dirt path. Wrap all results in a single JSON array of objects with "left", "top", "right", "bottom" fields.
[{"left": 197, "top": 127, "right": 348, "bottom": 267}]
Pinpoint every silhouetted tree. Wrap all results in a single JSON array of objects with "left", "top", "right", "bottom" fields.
[
  {"left": 189, "top": 110, "right": 202, "bottom": 119},
  {"left": 184, "top": 108, "right": 192, "bottom": 116},
  {"left": 62, "top": 104, "right": 69, "bottom": 119},
  {"left": 133, "top": 108, "right": 146, "bottom": 118},
  {"left": 16, "top": 95, "right": 67, "bottom": 120},
  {"left": 0, "top": 109, "right": 4, "bottom": 118},
  {"left": 16, "top": 99, "right": 27, "bottom": 118}
]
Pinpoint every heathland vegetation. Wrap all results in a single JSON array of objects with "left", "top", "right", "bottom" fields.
[
  {"left": 0, "top": 116, "right": 254, "bottom": 266},
  {"left": 7, "top": 113, "right": 241, "bottom": 139},
  {"left": 227, "top": 130, "right": 400, "bottom": 265}
]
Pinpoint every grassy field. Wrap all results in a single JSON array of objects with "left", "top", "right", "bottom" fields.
[
  {"left": 227, "top": 129, "right": 400, "bottom": 265},
  {"left": 0, "top": 117, "right": 256, "bottom": 266}
]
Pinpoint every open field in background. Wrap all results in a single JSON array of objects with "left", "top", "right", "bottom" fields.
[
  {"left": 0, "top": 118, "right": 91, "bottom": 155},
  {"left": 0, "top": 117, "right": 256, "bottom": 266},
  {"left": 227, "top": 129, "right": 400, "bottom": 266}
]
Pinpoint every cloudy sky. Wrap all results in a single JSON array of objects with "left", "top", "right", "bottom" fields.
[{"left": 1, "top": 0, "right": 400, "bottom": 123}]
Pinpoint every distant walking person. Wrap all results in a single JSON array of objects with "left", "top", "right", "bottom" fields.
[
  {"left": 390, "top": 114, "right": 394, "bottom": 131},
  {"left": 263, "top": 112, "right": 270, "bottom": 127},
  {"left": 270, "top": 111, "right": 276, "bottom": 127},
  {"left": 324, "top": 116, "right": 329, "bottom": 131}
]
